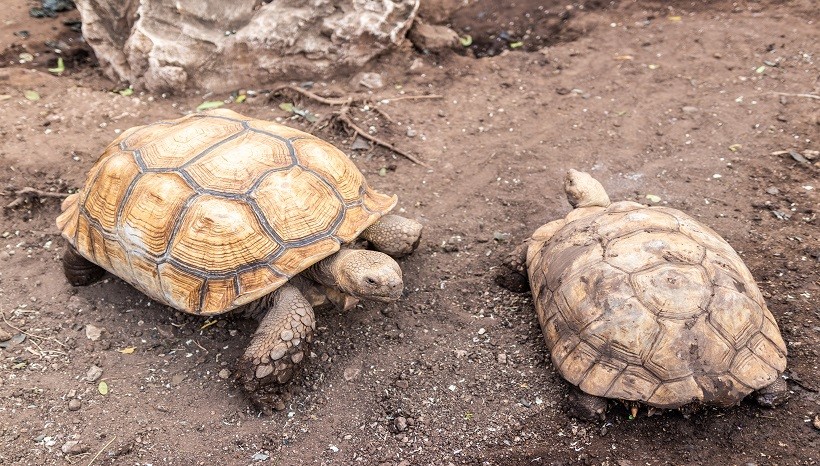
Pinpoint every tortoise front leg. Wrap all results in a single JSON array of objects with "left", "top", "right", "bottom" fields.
[
  {"left": 236, "top": 284, "right": 316, "bottom": 395},
  {"left": 62, "top": 243, "right": 105, "bottom": 286},
  {"left": 360, "top": 214, "right": 423, "bottom": 258}
]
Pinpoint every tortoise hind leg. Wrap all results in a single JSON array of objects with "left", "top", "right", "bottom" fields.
[
  {"left": 237, "top": 283, "right": 316, "bottom": 398},
  {"left": 755, "top": 376, "right": 789, "bottom": 408},
  {"left": 62, "top": 244, "right": 105, "bottom": 286},
  {"left": 567, "top": 386, "right": 608, "bottom": 421},
  {"left": 360, "top": 214, "right": 423, "bottom": 258}
]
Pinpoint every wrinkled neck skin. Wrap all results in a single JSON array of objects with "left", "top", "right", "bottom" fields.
[{"left": 303, "top": 250, "right": 352, "bottom": 290}]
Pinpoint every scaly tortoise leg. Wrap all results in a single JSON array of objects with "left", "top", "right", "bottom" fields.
[
  {"left": 755, "top": 376, "right": 789, "bottom": 408},
  {"left": 360, "top": 214, "right": 423, "bottom": 258},
  {"left": 62, "top": 243, "right": 105, "bottom": 286},
  {"left": 237, "top": 283, "right": 316, "bottom": 395},
  {"left": 567, "top": 386, "right": 608, "bottom": 421}
]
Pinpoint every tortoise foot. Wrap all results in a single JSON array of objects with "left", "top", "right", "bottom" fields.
[
  {"left": 62, "top": 245, "right": 105, "bottom": 286},
  {"left": 755, "top": 376, "right": 789, "bottom": 408},
  {"left": 567, "top": 387, "right": 608, "bottom": 421},
  {"left": 361, "top": 214, "right": 423, "bottom": 258},
  {"left": 236, "top": 284, "right": 315, "bottom": 393}
]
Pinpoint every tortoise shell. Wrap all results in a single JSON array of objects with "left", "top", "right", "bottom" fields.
[
  {"left": 56, "top": 109, "right": 396, "bottom": 315},
  {"left": 527, "top": 201, "right": 787, "bottom": 408}
]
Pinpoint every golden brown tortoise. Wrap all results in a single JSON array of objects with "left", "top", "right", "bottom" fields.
[{"left": 57, "top": 109, "right": 422, "bottom": 406}]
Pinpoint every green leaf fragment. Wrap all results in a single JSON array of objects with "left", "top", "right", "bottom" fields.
[
  {"left": 378, "top": 167, "right": 387, "bottom": 177},
  {"left": 509, "top": 41, "right": 524, "bottom": 49},
  {"left": 755, "top": 65, "right": 766, "bottom": 74},
  {"left": 459, "top": 35, "right": 473, "bottom": 47},
  {"left": 24, "top": 90, "right": 40, "bottom": 101},
  {"left": 118, "top": 87, "right": 134, "bottom": 97},
  {"left": 196, "top": 100, "right": 225, "bottom": 111},
  {"left": 98, "top": 381, "right": 109, "bottom": 395},
  {"left": 279, "top": 102, "right": 295, "bottom": 112},
  {"left": 48, "top": 57, "right": 65, "bottom": 74},
  {"left": 235, "top": 94, "right": 247, "bottom": 103},
  {"left": 645, "top": 194, "right": 662, "bottom": 203}
]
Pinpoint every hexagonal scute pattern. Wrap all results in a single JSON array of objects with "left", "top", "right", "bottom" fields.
[
  {"left": 529, "top": 199, "right": 788, "bottom": 408},
  {"left": 58, "top": 109, "right": 397, "bottom": 315},
  {"left": 631, "top": 263, "right": 710, "bottom": 319}
]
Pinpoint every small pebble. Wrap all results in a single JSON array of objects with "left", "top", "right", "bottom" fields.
[
  {"left": 68, "top": 399, "right": 81, "bottom": 411},
  {"left": 85, "top": 365, "right": 103, "bottom": 382},
  {"left": 61, "top": 440, "right": 89, "bottom": 455},
  {"left": 477, "top": 328, "right": 486, "bottom": 335},
  {"left": 394, "top": 416, "right": 408, "bottom": 432},
  {"left": 395, "top": 379, "right": 409, "bottom": 389},
  {"left": 765, "top": 187, "right": 780, "bottom": 195},
  {"left": 0, "top": 328, "right": 11, "bottom": 342},
  {"left": 85, "top": 324, "right": 103, "bottom": 341},
  {"left": 813, "top": 415, "right": 820, "bottom": 430},
  {"left": 497, "top": 353, "right": 507, "bottom": 364},
  {"left": 218, "top": 369, "right": 231, "bottom": 379}
]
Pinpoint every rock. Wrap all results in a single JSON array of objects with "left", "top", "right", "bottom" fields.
[
  {"left": 218, "top": 369, "right": 231, "bottom": 379},
  {"left": 85, "top": 365, "right": 103, "bottom": 382},
  {"left": 68, "top": 399, "right": 82, "bottom": 411},
  {"left": 84, "top": 324, "right": 103, "bottom": 341},
  {"left": 356, "top": 72, "right": 384, "bottom": 90},
  {"left": 394, "top": 416, "right": 408, "bottom": 432},
  {"left": 681, "top": 106, "right": 699, "bottom": 114},
  {"left": 61, "top": 440, "right": 89, "bottom": 455},
  {"left": 497, "top": 353, "right": 507, "bottom": 364},
  {"left": 0, "top": 328, "right": 11, "bottom": 342},
  {"left": 407, "top": 21, "right": 459, "bottom": 52},
  {"left": 395, "top": 379, "right": 409, "bottom": 389},
  {"left": 813, "top": 415, "right": 820, "bottom": 430},
  {"left": 75, "top": 0, "right": 420, "bottom": 92}
]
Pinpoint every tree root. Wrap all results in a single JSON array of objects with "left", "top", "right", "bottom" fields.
[{"left": 269, "top": 85, "right": 440, "bottom": 168}]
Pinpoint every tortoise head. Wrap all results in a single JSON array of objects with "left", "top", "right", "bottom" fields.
[
  {"left": 564, "top": 169, "right": 611, "bottom": 208},
  {"left": 335, "top": 250, "right": 403, "bottom": 302}
]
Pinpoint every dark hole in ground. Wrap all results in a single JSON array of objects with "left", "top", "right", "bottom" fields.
[{"left": 447, "top": 0, "right": 610, "bottom": 57}]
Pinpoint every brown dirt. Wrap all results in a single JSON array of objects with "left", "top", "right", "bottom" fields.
[{"left": 1, "top": 0, "right": 819, "bottom": 465}]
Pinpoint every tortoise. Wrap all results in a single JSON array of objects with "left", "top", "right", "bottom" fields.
[
  {"left": 505, "top": 170, "right": 788, "bottom": 419},
  {"left": 56, "top": 108, "right": 423, "bottom": 398}
]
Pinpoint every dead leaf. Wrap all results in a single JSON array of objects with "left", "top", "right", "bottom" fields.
[{"left": 117, "top": 347, "right": 136, "bottom": 354}]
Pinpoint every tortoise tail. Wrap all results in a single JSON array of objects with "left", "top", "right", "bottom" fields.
[{"left": 55, "top": 193, "right": 80, "bottom": 243}]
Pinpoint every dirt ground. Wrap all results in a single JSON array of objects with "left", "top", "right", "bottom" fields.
[{"left": 1, "top": 0, "right": 818, "bottom": 464}]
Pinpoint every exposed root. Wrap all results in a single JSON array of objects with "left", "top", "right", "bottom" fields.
[{"left": 269, "top": 85, "right": 441, "bottom": 167}]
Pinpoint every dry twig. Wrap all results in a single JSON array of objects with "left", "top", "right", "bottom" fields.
[
  {"left": 269, "top": 85, "right": 441, "bottom": 167},
  {"left": 4, "top": 187, "right": 69, "bottom": 209},
  {"left": 770, "top": 91, "right": 820, "bottom": 100},
  {"left": 86, "top": 436, "right": 117, "bottom": 466},
  {"left": 2, "top": 309, "right": 67, "bottom": 348}
]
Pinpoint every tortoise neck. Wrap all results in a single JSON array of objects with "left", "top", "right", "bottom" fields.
[{"left": 304, "top": 249, "right": 352, "bottom": 289}]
